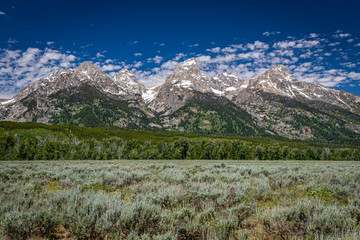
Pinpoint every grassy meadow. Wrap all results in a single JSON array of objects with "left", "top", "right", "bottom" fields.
[{"left": 0, "top": 160, "right": 359, "bottom": 239}]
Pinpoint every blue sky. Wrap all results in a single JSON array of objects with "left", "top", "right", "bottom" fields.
[{"left": 0, "top": 0, "right": 360, "bottom": 98}]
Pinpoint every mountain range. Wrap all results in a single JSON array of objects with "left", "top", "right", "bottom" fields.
[{"left": 1, "top": 58, "right": 360, "bottom": 143}]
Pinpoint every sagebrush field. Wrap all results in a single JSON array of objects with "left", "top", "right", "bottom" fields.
[{"left": 1, "top": 161, "right": 360, "bottom": 239}]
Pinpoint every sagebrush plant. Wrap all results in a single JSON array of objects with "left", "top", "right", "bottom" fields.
[{"left": 0, "top": 161, "right": 359, "bottom": 239}]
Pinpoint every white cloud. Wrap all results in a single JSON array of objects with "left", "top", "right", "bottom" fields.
[
  {"left": 0, "top": 11, "right": 5, "bottom": 15},
  {"left": 96, "top": 52, "right": 105, "bottom": 58},
  {"left": 46, "top": 41, "right": 54, "bottom": 46},
  {"left": 348, "top": 72, "right": 360, "bottom": 80},
  {"left": 354, "top": 43, "right": 360, "bottom": 47},
  {"left": 206, "top": 47, "right": 221, "bottom": 53},
  {"left": 221, "top": 47, "right": 237, "bottom": 53},
  {"left": 173, "top": 53, "right": 186, "bottom": 61},
  {"left": 329, "top": 42, "right": 341, "bottom": 46},
  {"left": 127, "top": 41, "right": 138, "bottom": 46},
  {"left": 333, "top": 33, "right": 351, "bottom": 38},
  {"left": 147, "top": 55, "right": 163, "bottom": 64},
  {"left": 99, "top": 64, "right": 122, "bottom": 71},
  {"left": 247, "top": 41, "right": 269, "bottom": 50},
  {"left": 133, "top": 60, "right": 180, "bottom": 87},
  {"left": 189, "top": 44, "right": 199, "bottom": 47},
  {"left": 134, "top": 53, "right": 142, "bottom": 56},
  {"left": 273, "top": 40, "right": 319, "bottom": 49},
  {"left": 340, "top": 62, "right": 356, "bottom": 68},
  {"left": 263, "top": 31, "right": 281, "bottom": 37},
  {"left": 309, "top": 33, "right": 320, "bottom": 38},
  {"left": 132, "top": 61, "right": 143, "bottom": 68},
  {"left": 7, "top": 38, "right": 18, "bottom": 44}
]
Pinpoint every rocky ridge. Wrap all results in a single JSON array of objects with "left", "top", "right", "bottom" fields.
[{"left": 1, "top": 58, "right": 360, "bottom": 142}]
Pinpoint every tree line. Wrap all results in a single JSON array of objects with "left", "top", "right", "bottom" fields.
[{"left": 1, "top": 133, "right": 359, "bottom": 160}]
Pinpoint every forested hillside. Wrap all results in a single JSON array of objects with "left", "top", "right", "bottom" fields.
[{"left": 1, "top": 121, "right": 359, "bottom": 160}]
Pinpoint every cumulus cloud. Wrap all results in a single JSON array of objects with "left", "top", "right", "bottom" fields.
[
  {"left": 309, "top": 33, "right": 320, "bottom": 38},
  {"left": 0, "top": 11, "right": 5, "bottom": 15},
  {"left": 333, "top": 33, "right": 351, "bottom": 38},
  {"left": 173, "top": 53, "right": 186, "bottom": 61},
  {"left": 98, "top": 64, "right": 122, "bottom": 72},
  {"left": 273, "top": 40, "right": 319, "bottom": 49},
  {"left": 329, "top": 42, "right": 341, "bottom": 46},
  {"left": 247, "top": 41, "right": 269, "bottom": 50},
  {"left": 147, "top": 55, "right": 163, "bottom": 64},
  {"left": 133, "top": 60, "right": 180, "bottom": 87},
  {"left": 96, "top": 52, "right": 105, "bottom": 58},
  {"left": 206, "top": 47, "right": 221, "bottom": 53},
  {"left": 134, "top": 53, "right": 142, "bottom": 56}
]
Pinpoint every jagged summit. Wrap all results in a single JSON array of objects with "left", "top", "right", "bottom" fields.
[
  {"left": 113, "top": 69, "right": 136, "bottom": 82},
  {"left": 111, "top": 69, "right": 146, "bottom": 96},
  {"left": 73, "top": 61, "right": 99, "bottom": 82},
  {"left": 249, "top": 64, "right": 298, "bottom": 97},
  {"left": 173, "top": 58, "right": 201, "bottom": 77},
  {"left": 163, "top": 58, "right": 209, "bottom": 91},
  {"left": 76, "top": 61, "right": 97, "bottom": 71}
]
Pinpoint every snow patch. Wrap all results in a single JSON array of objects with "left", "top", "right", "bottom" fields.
[
  {"left": 182, "top": 58, "right": 197, "bottom": 66},
  {"left": 180, "top": 80, "right": 192, "bottom": 88},
  {"left": 293, "top": 86, "right": 311, "bottom": 99},
  {"left": 239, "top": 83, "right": 248, "bottom": 89},
  {"left": 223, "top": 72, "right": 238, "bottom": 79},
  {"left": 142, "top": 88, "right": 157, "bottom": 103},
  {"left": 336, "top": 96, "right": 350, "bottom": 108},
  {"left": 1, "top": 99, "right": 15, "bottom": 105},
  {"left": 211, "top": 88, "right": 225, "bottom": 95},
  {"left": 225, "top": 87, "right": 237, "bottom": 91}
]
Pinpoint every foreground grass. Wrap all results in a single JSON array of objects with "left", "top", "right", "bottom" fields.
[{"left": 0, "top": 161, "right": 360, "bottom": 239}]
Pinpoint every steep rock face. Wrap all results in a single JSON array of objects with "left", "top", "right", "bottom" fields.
[
  {"left": 210, "top": 71, "right": 247, "bottom": 100},
  {"left": 110, "top": 69, "right": 147, "bottom": 98},
  {"left": 249, "top": 65, "right": 360, "bottom": 114},
  {"left": 147, "top": 58, "right": 211, "bottom": 114},
  {"left": 167, "top": 58, "right": 211, "bottom": 92},
  {"left": 146, "top": 58, "right": 249, "bottom": 114}
]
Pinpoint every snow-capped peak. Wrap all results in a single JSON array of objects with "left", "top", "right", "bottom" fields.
[
  {"left": 74, "top": 61, "right": 98, "bottom": 80},
  {"left": 174, "top": 58, "right": 200, "bottom": 76},
  {"left": 113, "top": 69, "right": 136, "bottom": 83},
  {"left": 268, "top": 64, "right": 296, "bottom": 82}
]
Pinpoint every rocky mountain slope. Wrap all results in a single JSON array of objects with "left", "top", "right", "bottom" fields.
[{"left": 1, "top": 58, "right": 360, "bottom": 143}]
